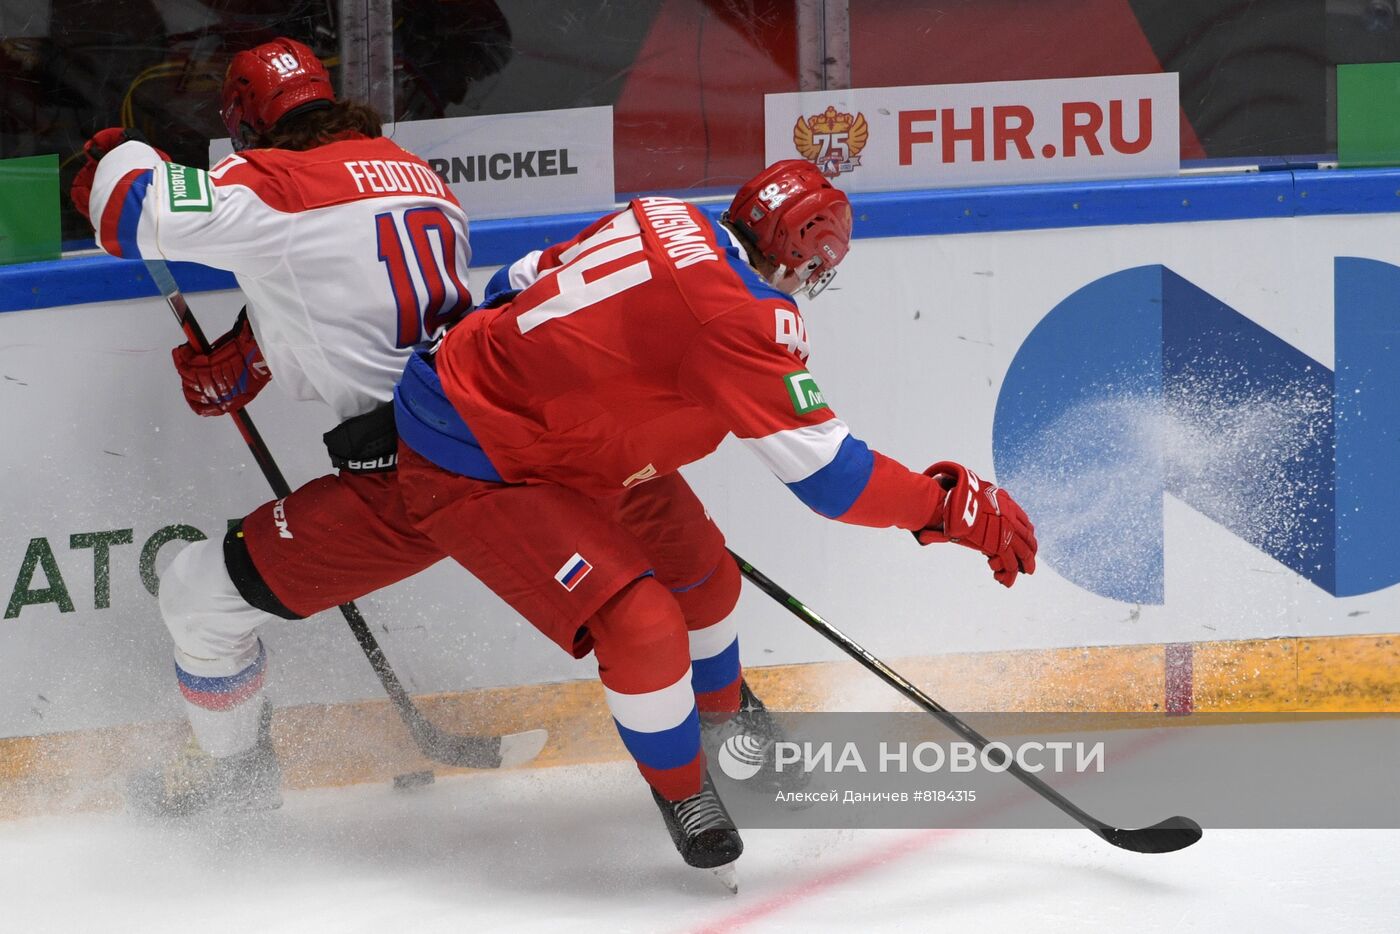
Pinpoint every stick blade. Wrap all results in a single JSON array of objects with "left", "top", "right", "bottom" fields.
[
  {"left": 497, "top": 729, "right": 549, "bottom": 768},
  {"left": 412, "top": 722, "right": 548, "bottom": 769},
  {"left": 1102, "top": 815, "right": 1203, "bottom": 853}
]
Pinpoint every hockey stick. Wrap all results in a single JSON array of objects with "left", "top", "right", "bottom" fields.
[
  {"left": 728, "top": 550, "right": 1202, "bottom": 854},
  {"left": 145, "top": 258, "right": 545, "bottom": 770}
]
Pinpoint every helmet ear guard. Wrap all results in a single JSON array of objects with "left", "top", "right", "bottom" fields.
[{"left": 727, "top": 159, "right": 853, "bottom": 298}]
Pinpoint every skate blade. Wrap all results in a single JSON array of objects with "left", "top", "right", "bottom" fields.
[
  {"left": 498, "top": 729, "right": 549, "bottom": 767},
  {"left": 710, "top": 861, "right": 739, "bottom": 894}
]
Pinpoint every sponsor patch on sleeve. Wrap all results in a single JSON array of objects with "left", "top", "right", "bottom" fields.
[
  {"left": 166, "top": 163, "right": 212, "bottom": 212},
  {"left": 784, "top": 370, "right": 828, "bottom": 415}
]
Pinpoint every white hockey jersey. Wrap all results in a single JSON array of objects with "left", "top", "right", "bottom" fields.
[{"left": 89, "top": 135, "right": 472, "bottom": 421}]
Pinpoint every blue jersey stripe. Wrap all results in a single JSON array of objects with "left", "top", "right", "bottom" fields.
[
  {"left": 786, "top": 432, "right": 875, "bottom": 518},
  {"left": 613, "top": 705, "right": 702, "bottom": 770},
  {"left": 116, "top": 170, "right": 153, "bottom": 260},
  {"left": 706, "top": 214, "right": 794, "bottom": 305},
  {"left": 393, "top": 349, "right": 504, "bottom": 482}
]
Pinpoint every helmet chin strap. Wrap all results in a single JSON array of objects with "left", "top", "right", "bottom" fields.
[{"left": 764, "top": 263, "right": 795, "bottom": 292}]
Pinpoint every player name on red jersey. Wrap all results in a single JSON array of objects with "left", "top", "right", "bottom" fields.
[{"left": 638, "top": 197, "right": 720, "bottom": 269}]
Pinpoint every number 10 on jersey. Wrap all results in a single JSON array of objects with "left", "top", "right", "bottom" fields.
[{"left": 375, "top": 207, "right": 473, "bottom": 347}]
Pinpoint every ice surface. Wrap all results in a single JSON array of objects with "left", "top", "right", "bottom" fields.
[{"left": 1, "top": 757, "right": 1395, "bottom": 933}]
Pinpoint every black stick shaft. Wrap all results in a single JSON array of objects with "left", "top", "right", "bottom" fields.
[{"left": 728, "top": 549, "right": 1122, "bottom": 841}]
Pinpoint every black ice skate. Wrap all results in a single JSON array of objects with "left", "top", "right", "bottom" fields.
[
  {"left": 651, "top": 770, "right": 743, "bottom": 893},
  {"left": 703, "top": 679, "right": 813, "bottom": 806},
  {"left": 126, "top": 701, "right": 282, "bottom": 818}
]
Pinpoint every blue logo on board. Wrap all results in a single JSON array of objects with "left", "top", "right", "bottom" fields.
[{"left": 992, "top": 261, "right": 1400, "bottom": 603}]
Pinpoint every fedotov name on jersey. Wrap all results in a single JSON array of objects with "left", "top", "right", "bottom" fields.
[{"left": 342, "top": 150, "right": 582, "bottom": 195}]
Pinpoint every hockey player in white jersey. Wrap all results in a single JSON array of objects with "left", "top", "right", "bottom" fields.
[{"left": 69, "top": 38, "right": 479, "bottom": 814}]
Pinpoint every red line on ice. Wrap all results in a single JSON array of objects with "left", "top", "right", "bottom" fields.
[{"left": 686, "top": 827, "right": 960, "bottom": 934}]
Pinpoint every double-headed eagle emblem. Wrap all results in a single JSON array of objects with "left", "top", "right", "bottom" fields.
[{"left": 793, "top": 105, "right": 869, "bottom": 178}]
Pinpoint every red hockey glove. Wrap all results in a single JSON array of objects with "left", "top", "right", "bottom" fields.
[
  {"left": 171, "top": 310, "right": 271, "bottom": 417},
  {"left": 915, "top": 461, "right": 1038, "bottom": 588},
  {"left": 70, "top": 128, "right": 169, "bottom": 222}
]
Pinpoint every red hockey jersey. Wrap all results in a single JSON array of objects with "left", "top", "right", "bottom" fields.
[{"left": 409, "top": 196, "right": 941, "bottom": 530}]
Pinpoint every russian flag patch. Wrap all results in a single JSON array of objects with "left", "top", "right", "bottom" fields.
[{"left": 554, "top": 552, "right": 592, "bottom": 591}]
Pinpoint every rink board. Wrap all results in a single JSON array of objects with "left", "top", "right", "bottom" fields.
[
  {"left": 1, "top": 169, "right": 1397, "bottom": 767},
  {"left": 0, "top": 631, "right": 1393, "bottom": 819}
]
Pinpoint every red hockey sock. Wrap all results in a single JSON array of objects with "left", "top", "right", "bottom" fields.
[{"left": 591, "top": 578, "right": 704, "bottom": 801}]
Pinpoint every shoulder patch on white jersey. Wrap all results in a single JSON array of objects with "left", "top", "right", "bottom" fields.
[{"left": 165, "top": 163, "right": 212, "bottom": 212}]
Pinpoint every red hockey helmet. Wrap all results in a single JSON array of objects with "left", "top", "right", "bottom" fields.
[
  {"left": 726, "top": 159, "right": 853, "bottom": 297},
  {"left": 220, "top": 37, "right": 334, "bottom": 150}
]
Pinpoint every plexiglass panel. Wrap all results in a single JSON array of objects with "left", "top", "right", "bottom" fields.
[
  {"left": 11, "top": 0, "right": 1400, "bottom": 245},
  {"left": 848, "top": 0, "right": 1400, "bottom": 162},
  {"left": 2, "top": 0, "right": 347, "bottom": 243},
  {"left": 390, "top": 1, "right": 799, "bottom": 196}
]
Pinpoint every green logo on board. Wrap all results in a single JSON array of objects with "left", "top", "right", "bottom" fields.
[{"left": 785, "top": 370, "right": 827, "bottom": 415}]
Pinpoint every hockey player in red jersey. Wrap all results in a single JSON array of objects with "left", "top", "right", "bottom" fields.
[
  {"left": 392, "top": 160, "right": 1038, "bottom": 885},
  {"left": 68, "top": 38, "right": 520, "bottom": 815}
]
